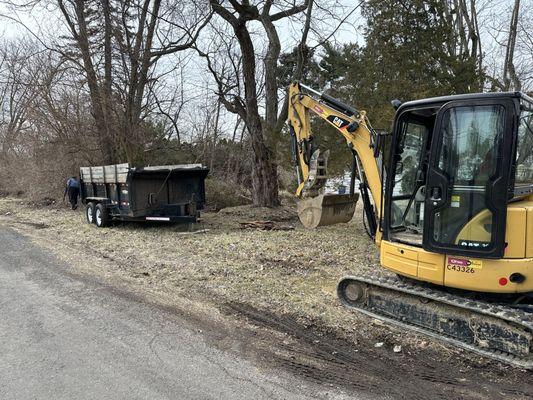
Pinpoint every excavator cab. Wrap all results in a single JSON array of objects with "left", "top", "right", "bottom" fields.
[{"left": 384, "top": 93, "right": 533, "bottom": 260}]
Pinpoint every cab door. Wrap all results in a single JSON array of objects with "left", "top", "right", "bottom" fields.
[{"left": 423, "top": 99, "right": 515, "bottom": 258}]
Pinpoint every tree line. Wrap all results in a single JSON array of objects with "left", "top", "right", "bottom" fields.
[{"left": 0, "top": 0, "right": 530, "bottom": 205}]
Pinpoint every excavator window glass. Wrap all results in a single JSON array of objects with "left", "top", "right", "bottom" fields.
[
  {"left": 389, "top": 115, "right": 431, "bottom": 245},
  {"left": 515, "top": 100, "right": 533, "bottom": 189},
  {"left": 432, "top": 105, "right": 505, "bottom": 248},
  {"left": 437, "top": 106, "right": 504, "bottom": 185}
]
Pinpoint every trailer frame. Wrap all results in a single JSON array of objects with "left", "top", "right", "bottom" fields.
[{"left": 80, "top": 163, "right": 208, "bottom": 227}]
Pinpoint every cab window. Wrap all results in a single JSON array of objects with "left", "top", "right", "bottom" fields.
[{"left": 515, "top": 100, "right": 533, "bottom": 187}]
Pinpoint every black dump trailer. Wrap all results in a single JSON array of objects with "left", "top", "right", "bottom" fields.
[{"left": 80, "top": 163, "right": 209, "bottom": 227}]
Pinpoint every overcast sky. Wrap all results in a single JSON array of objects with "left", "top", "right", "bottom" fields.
[
  {"left": 1, "top": 1, "right": 527, "bottom": 140},
  {"left": 0, "top": 1, "right": 363, "bottom": 44},
  {"left": 0, "top": 1, "right": 363, "bottom": 140}
]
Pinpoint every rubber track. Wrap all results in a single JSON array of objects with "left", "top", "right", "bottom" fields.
[{"left": 337, "top": 275, "right": 533, "bottom": 370}]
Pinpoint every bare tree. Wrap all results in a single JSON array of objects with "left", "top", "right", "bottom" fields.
[
  {"left": 53, "top": 0, "right": 212, "bottom": 164},
  {"left": 516, "top": 5, "right": 533, "bottom": 92},
  {"left": 0, "top": 38, "right": 103, "bottom": 197},
  {"left": 502, "top": 0, "right": 521, "bottom": 91},
  {"left": 482, "top": 0, "right": 530, "bottom": 92},
  {"left": 442, "top": 0, "right": 485, "bottom": 90},
  {"left": 197, "top": 0, "right": 326, "bottom": 206},
  {"left": 0, "top": 40, "right": 41, "bottom": 160}
]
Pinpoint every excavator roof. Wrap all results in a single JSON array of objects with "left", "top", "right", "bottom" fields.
[{"left": 398, "top": 91, "right": 532, "bottom": 113}]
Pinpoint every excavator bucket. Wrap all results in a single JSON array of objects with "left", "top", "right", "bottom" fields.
[{"left": 297, "top": 193, "right": 359, "bottom": 229}]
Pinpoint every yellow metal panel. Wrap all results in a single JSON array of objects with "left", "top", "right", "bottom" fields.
[
  {"left": 375, "top": 230, "right": 382, "bottom": 247},
  {"left": 417, "top": 251, "right": 445, "bottom": 285},
  {"left": 288, "top": 83, "right": 382, "bottom": 218},
  {"left": 381, "top": 241, "right": 444, "bottom": 284},
  {"left": 380, "top": 241, "right": 418, "bottom": 277},
  {"left": 444, "top": 256, "right": 533, "bottom": 293},
  {"left": 504, "top": 207, "right": 526, "bottom": 258},
  {"left": 527, "top": 208, "right": 533, "bottom": 258}
]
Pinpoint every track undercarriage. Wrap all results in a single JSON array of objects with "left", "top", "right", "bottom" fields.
[{"left": 337, "top": 275, "right": 533, "bottom": 369}]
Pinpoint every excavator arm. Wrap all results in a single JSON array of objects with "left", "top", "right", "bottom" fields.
[{"left": 287, "top": 82, "right": 383, "bottom": 241}]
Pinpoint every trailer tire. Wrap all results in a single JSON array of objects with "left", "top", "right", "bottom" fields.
[
  {"left": 86, "top": 202, "right": 96, "bottom": 224},
  {"left": 95, "top": 203, "right": 110, "bottom": 228}
]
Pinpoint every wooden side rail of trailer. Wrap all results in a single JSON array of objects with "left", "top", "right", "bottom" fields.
[{"left": 80, "top": 163, "right": 209, "bottom": 227}]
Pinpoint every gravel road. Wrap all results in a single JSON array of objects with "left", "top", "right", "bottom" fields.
[{"left": 0, "top": 227, "right": 365, "bottom": 400}]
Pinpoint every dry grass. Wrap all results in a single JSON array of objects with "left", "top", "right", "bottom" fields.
[
  {"left": 0, "top": 197, "right": 461, "bottom": 358},
  {"left": 3, "top": 196, "right": 532, "bottom": 398}
]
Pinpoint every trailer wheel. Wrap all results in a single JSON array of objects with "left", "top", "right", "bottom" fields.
[
  {"left": 95, "top": 203, "right": 110, "bottom": 228},
  {"left": 86, "top": 202, "right": 96, "bottom": 224}
]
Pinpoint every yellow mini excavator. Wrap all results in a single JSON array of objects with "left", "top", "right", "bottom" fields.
[{"left": 287, "top": 82, "right": 533, "bottom": 368}]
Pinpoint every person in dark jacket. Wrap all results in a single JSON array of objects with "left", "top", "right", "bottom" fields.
[{"left": 64, "top": 176, "right": 80, "bottom": 210}]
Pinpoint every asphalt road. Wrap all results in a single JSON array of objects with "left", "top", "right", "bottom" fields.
[{"left": 0, "top": 227, "right": 358, "bottom": 400}]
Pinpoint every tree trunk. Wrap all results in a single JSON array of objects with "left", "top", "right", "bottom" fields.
[
  {"left": 503, "top": 0, "right": 521, "bottom": 91},
  {"left": 58, "top": 0, "right": 116, "bottom": 164},
  {"left": 207, "top": 0, "right": 313, "bottom": 207},
  {"left": 210, "top": 100, "right": 221, "bottom": 172},
  {"left": 101, "top": 0, "right": 115, "bottom": 162},
  {"left": 234, "top": 18, "right": 280, "bottom": 207},
  {"left": 249, "top": 125, "right": 280, "bottom": 207}
]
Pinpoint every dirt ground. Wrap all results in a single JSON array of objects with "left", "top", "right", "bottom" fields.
[{"left": 0, "top": 197, "right": 531, "bottom": 399}]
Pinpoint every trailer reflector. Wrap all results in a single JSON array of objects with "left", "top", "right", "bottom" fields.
[{"left": 146, "top": 217, "right": 170, "bottom": 221}]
